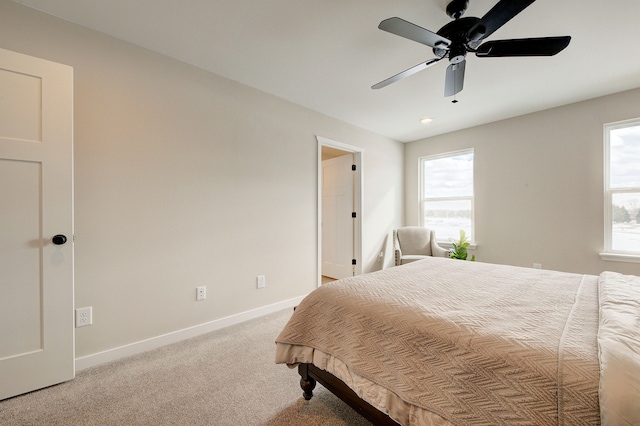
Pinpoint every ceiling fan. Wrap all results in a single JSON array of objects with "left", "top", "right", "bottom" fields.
[{"left": 372, "top": 0, "right": 571, "bottom": 97}]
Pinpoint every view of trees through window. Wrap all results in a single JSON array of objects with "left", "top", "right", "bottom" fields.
[
  {"left": 420, "top": 150, "right": 474, "bottom": 242},
  {"left": 607, "top": 121, "right": 640, "bottom": 253},
  {"left": 613, "top": 202, "right": 640, "bottom": 223}
]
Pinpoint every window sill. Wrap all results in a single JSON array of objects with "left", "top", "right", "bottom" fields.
[
  {"left": 599, "top": 253, "right": 640, "bottom": 264},
  {"left": 439, "top": 242, "right": 477, "bottom": 250}
]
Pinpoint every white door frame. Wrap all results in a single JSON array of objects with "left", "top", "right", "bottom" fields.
[{"left": 317, "top": 136, "right": 363, "bottom": 287}]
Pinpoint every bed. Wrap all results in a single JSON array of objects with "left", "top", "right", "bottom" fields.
[{"left": 275, "top": 256, "right": 640, "bottom": 425}]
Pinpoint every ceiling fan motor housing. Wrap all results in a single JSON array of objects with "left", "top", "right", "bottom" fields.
[{"left": 435, "top": 17, "right": 480, "bottom": 61}]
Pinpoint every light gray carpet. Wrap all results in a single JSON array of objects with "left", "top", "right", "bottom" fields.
[{"left": 0, "top": 309, "right": 371, "bottom": 425}]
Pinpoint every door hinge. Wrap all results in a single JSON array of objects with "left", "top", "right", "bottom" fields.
[
  {"left": 352, "top": 212, "right": 356, "bottom": 218},
  {"left": 351, "top": 164, "right": 356, "bottom": 171},
  {"left": 352, "top": 259, "right": 357, "bottom": 265}
]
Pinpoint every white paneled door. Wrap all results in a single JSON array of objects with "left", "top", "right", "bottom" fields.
[
  {"left": 0, "top": 48, "right": 74, "bottom": 400},
  {"left": 322, "top": 154, "right": 354, "bottom": 279}
]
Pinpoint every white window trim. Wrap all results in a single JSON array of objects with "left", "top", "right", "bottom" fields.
[
  {"left": 419, "top": 148, "right": 475, "bottom": 245},
  {"left": 439, "top": 241, "right": 478, "bottom": 250},
  {"left": 600, "top": 118, "right": 640, "bottom": 262},
  {"left": 599, "top": 252, "right": 640, "bottom": 263}
]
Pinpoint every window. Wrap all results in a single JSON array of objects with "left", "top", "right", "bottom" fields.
[
  {"left": 419, "top": 149, "right": 474, "bottom": 243},
  {"left": 604, "top": 119, "right": 640, "bottom": 258}
]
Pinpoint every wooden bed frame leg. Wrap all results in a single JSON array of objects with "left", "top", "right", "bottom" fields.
[
  {"left": 295, "top": 363, "right": 399, "bottom": 424},
  {"left": 298, "top": 363, "right": 316, "bottom": 400}
]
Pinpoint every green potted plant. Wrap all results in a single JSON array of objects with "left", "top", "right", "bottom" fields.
[{"left": 449, "top": 230, "right": 475, "bottom": 261}]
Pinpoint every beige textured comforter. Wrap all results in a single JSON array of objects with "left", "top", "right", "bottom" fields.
[
  {"left": 276, "top": 257, "right": 601, "bottom": 425},
  {"left": 598, "top": 271, "right": 640, "bottom": 425}
]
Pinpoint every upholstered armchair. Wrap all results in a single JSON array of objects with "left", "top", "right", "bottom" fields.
[{"left": 393, "top": 226, "right": 449, "bottom": 266}]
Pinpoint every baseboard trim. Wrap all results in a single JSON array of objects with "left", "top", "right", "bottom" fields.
[{"left": 75, "top": 295, "right": 305, "bottom": 371}]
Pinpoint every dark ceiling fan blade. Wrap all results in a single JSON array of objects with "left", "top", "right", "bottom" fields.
[
  {"left": 476, "top": 36, "right": 571, "bottom": 57},
  {"left": 444, "top": 60, "right": 466, "bottom": 97},
  {"left": 467, "top": 0, "right": 537, "bottom": 42},
  {"left": 372, "top": 57, "right": 443, "bottom": 89},
  {"left": 379, "top": 17, "right": 451, "bottom": 49}
]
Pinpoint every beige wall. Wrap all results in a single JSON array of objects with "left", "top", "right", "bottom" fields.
[
  {"left": 405, "top": 88, "right": 640, "bottom": 276},
  {"left": 0, "top": 1, "right": 403, "bottom": 358}
]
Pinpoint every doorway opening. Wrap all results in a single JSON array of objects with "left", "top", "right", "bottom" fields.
[{"left": 317, "top": 136, "right": 363, "bottom": 287}]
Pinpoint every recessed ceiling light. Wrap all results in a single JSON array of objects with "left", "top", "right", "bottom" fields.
[{"left": 420, "top": 117, "right": 434, "bottom": 124}]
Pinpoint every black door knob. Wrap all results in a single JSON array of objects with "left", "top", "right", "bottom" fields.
[{"left": 52, "top": 235, "right": 67, "bottom": 245}]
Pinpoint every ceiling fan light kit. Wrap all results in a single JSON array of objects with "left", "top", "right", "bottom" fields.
[{"left": 372, "top": 0, "right": 571, "bottom": 98}]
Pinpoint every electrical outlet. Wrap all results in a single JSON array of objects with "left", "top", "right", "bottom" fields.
[
  {"left": 76, "top": 307, "right": 92, "bottom": 328},
  {"left": 257, "top": 275, "right": 266, "bottom": 289},
  {"left": 533, "top": 263, "right": 542, "bottom": 269},
  {"left": 196, "top": 286, "right": 206, "bottom": 301}
]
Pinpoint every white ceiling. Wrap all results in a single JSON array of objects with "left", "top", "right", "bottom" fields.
[{"left": 13, "top": 0, "right": 640, "bottom": 142}]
